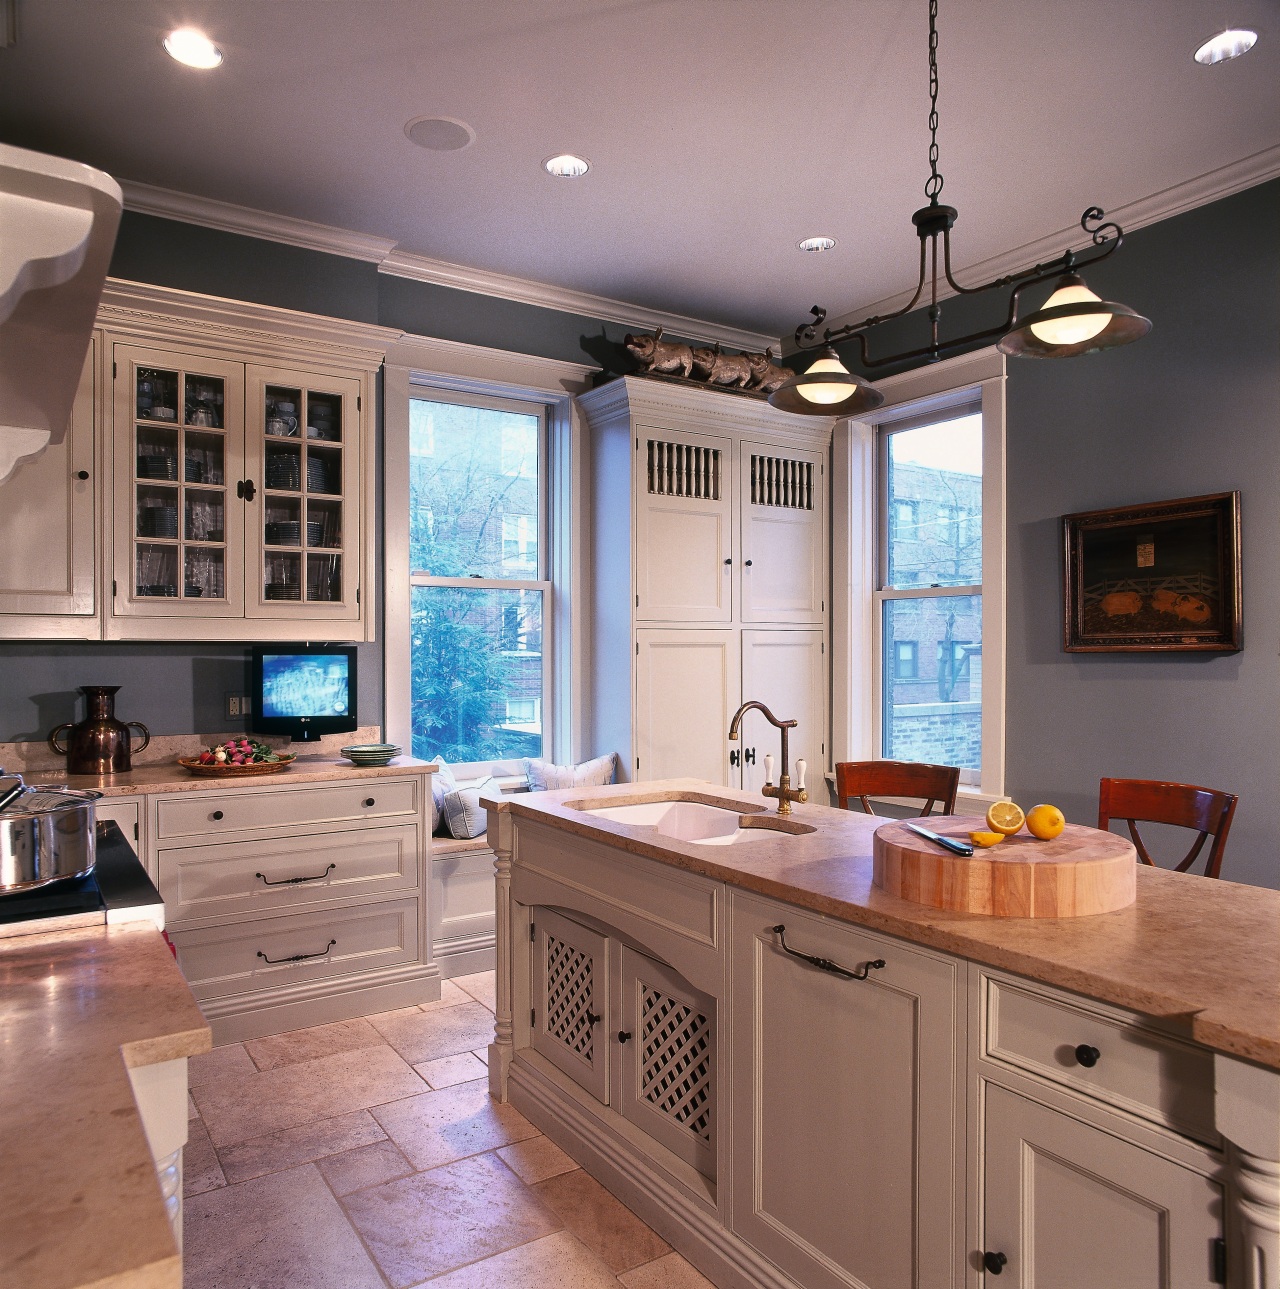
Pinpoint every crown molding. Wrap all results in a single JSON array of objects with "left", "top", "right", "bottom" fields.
[
  {"left": 386, "top": 332, "right": 597, "bottom": 398},
  {"left": 805, "top": 144, "right": 1280, "bottom": 354},
  {"left": 120, "top": 180, "right": 398, "bottom": 263},
  {"left": 380, "top": 249, "right": 780, "bottom": 354},
  {"left": 119, "top": 178, "right": 781, "bottom": 353}
]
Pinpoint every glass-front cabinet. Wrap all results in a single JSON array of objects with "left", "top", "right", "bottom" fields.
[{"left": 110, "top": 345, "right": 367, "bottom": 638}]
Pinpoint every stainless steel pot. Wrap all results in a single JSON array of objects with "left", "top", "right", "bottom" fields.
[{"left": 0, "top": 774, "right": 101, "bottom": 894}]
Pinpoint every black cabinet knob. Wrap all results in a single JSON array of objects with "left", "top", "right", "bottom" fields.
[
  {"left": 211, "top": 810, "right": 224, "bottom": 821},
  {"left": 744, "top": 559, "right": 753, "bottom": 567},
  {"left": 1074, "top": 1043, "right": 1101, "bottom": 1068},
  {"left": 363, "top": 797, "right": 375, "bottom": 808},
  {"left": 585, "top": 1008, "right": 601, "bottom": 1027},
  {"left": 983, "top": 1251, "right": 1007, "bottom": 1275},
  {"left": 76, "top": 470, "right": 90, "bottom": 481},
  {"left": 618, "top": 1031, "right": 632, "bottom": 1044},
  {"left": 724, "top": 557, "right": 732, "bottom": 565}
]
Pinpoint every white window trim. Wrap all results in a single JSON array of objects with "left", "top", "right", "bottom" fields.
[
  {"left": 382, "top": 337, "right": 595, "bottom": 773},
  {"left": 831, "top": 346, "right": 1007, "bottom": 806}
]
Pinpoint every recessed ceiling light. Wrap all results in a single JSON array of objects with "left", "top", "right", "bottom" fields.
[
  {"left": 543, "top": 154, "right": 590, "bottom": 178},
  {"left": 404, "top": 117, "right": 476, "bottom": 152},
  {"left": 1193, "top": 28, "right": 1258, "bottom": 65},
  {"left": 163, "top": 27, "right": 223, "bottom": 69},
  {"left": 798, "top": 236, "right": 837, "bottom": 253}
]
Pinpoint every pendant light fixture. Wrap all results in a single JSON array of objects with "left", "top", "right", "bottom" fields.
[{"left": 770, "top": 0, "right": 1151, "bottom": 417}]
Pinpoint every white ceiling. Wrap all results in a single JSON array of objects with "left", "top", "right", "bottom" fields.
[{"left": 1, "top": 0, "right": 1277, "bottom": 341}]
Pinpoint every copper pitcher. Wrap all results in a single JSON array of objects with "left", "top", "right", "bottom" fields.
[{"left": 49, "top": 686, "right": 151, "bottom": 775}]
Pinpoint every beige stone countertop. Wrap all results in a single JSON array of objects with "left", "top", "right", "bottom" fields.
[
  {"left": 0, "top": 923, "right": 212, "bottom": 1289},
  {"left": 492, "top": 780, "right": 1280, "bottom": 1070},
  {"left": 34, "top": 754, "right": 439, "bottom": 797}
]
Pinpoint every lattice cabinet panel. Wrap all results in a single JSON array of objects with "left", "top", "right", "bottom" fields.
[
  {"left": 621, "top": 946, "right": 716, "bottom": 1178},
  {"left": 530, "top": 908, "right": 609, "bottom": 1105}
]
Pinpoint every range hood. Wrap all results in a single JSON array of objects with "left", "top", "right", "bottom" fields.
[{"left": 0, "top": 144, "right": 122, "bottom": 484}]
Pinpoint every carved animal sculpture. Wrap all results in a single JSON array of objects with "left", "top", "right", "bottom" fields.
[
  {"left": 1100, "top": 590, "right": 1143, "bottom": 618},
  {"left": 705, "top": 350, "right": 754, "bottom": 388},
  {"left": 624, "top": 327, "right": 694, "bottom": 378},
  {"left": 691, "top": 344, "right": 721, "bottom": 379},
  {"left": 745, "top": 348, "right": 795, "bottom": 393},
  {"left": 1174, "top": 594, "right": 1211, "bottom": 624},
  {"left": 1151, "top": 589, "right": 1180, "bottom": 614}
]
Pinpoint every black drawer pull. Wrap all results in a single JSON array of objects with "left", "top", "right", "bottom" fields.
[
  {"left": 772, "top": 924, "right": 885, "bottom": 981},
  {"left": 211, "top": 810, "right": 224, "bottom": 821},
  {"left": 363, "top": 797, "right": 375, "bottom": 808},
  {"left": 1074, "top": 1043, "right": 1101, "bottom": 1068},
  {"left": 983, "top": 1251, "right": 1007, "bottom": 1275},
  {"left": 618, "top": 1030, "right": 632, "bottom": 1044},
  {"left": 257, "top": 939, "right": 336, "bottom": 965},
  {"left": 256, "top": 863, "right": 336, "bottom": 887}
]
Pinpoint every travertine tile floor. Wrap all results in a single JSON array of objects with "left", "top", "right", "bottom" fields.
[{"left": 184, "top": 971, "right": 714, "bottom": 1288}]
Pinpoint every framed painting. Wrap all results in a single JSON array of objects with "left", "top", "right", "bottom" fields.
[{"left": 1062, "top": 492, "right": 1241, "bottom": 652}]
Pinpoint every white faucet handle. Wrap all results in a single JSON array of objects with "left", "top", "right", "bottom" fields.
[
  {"left": 764, "top": 753, "right": 775, "bottom": 784},
  {"left": 796, "top": 759, "right": 807, "bottom": 791}
]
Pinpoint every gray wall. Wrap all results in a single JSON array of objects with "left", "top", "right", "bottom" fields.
[{"left": 834, "top": 179, "right": 1280, "bottom": 888}]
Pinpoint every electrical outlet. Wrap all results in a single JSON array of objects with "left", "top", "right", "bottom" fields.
[{"left": 226, "top": 695, "right": 252, "bottom": 718}]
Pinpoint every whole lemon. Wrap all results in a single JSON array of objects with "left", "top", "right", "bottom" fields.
[{"left": 1025, "top": 804, "right": 1066, "bottom": 840}]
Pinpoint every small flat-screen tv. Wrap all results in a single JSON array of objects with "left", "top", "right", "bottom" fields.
[{"left": 251, "top": 644, "right": 358, "bottom": 743}]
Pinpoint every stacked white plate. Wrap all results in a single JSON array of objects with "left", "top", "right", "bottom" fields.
[{"left": 341, "top": 743, "right": 401, "bottom": 767}]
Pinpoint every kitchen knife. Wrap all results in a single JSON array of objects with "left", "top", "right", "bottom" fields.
[{"left": 904, "top": 820, "right": 974, "bottom": 857}]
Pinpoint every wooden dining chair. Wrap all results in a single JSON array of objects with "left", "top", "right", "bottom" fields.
[
  {"left": 834, "top": 761, "right": 961, "bottom": 818},
  {"left": 1097, "top": 778, "right": 1238, "bottom": 879}
]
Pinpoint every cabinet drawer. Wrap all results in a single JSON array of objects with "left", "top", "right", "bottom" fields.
[
  {"left": 160, "top": 824, "right": 420, "bottom": 927},
  {"left": 156, "top": 777, "right": 420, "bottom": 840},
  {"left": 984, "top": 975, "right": 1217, "bottom": 1144},
  {"left": 170, "top": 897, "right": 420, "bottom": 1000}
]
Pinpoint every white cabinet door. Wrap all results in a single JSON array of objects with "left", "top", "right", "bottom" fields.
[
  {"left": 740, "top": 441, "right": 824, "bottom": 624},
  {"left": 635, "top": 629, "right": 739, "bottom": 786},
  {"left": 634, "top": 428, "right": 733, "bottom": 624},
  {"left": 983, "top": 1084, "right": 1222, "bottom": 1288},
  {"left": 0, "top": 338, "right": 98, "bottom": 635},
  {"left": 730, "top": 891, "right": 962, "bottom": 1289},
  {"left": 739, "top": 629, "right": 826, "bottom": 795}
]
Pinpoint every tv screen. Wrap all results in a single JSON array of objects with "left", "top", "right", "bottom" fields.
[{"left": 252, "top": 645, "right": 358, "bottom": 742}]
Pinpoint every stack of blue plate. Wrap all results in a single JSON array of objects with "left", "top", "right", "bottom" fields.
[{"left": 341, "top": 743, "right": 401, "bottom": 767}]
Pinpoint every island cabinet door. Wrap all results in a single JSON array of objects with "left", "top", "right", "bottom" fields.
[
  {"left": 982, "top": 1085, "right": 1223, "bottom": 1288},
  {"left": 530, "top": 908, "right": 610, "bottom": 1106},
  {"left": 729, "top": 891, "right": 962, "bottom": 1289}
]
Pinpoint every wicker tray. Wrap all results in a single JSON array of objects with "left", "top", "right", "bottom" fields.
[{"left": 177, "top": 755, "right": 296, "bottom": 777}]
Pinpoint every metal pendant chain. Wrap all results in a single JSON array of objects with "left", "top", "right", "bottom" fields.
[{"left": 924, "top": 0, "right": 943, "bottom": 203}]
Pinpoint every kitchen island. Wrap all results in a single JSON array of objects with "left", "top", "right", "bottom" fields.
[{"left": 486, "top": 780, "right": 1280, "bottom": 1289}]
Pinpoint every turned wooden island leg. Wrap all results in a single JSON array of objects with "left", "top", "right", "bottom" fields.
[
  {"left": 1216, "top": 1054, "right": 1280, "bottom": 1288},
  {"left": 487, "top": 806, "right": 515, "bottom": 1102}
]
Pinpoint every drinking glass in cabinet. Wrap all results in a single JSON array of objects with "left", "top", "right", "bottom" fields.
[
  {"left": 184, "top": 547, "right": 225, "bottom": 599},
  {"left": 305, "top": 393, "right": 342, "bottom": 442},
  {"left": 136, "top": 485, "right": 179, "bottom": 538},
  {"left": 265, "top": 553, "right": 302, "bottom": 601},
  {"left": 266, "top": 385, "right": 302, "bottom": 438},
  {"left": 136, "top": 543, "right": 178, "bottom": 597},
  {"left": 136, "top": 369, "right": 178, "bottom": 422},
  {"left": 184, "top": 375, "right": 224, "bottom": 428},
  {"left": 265, "top": 442, "right": 301, "bottom": 491},
  {"left": 307, "top": 553, "right": 342, "bottom": 602},
  {"left": 185, "top": 431, "right": 224, "bottom": 485},
  {"left": 264, "top": 496, "right": 302, "bottom": 546},
  {"left": 306, "top": 446, "right": 340, "bottom": 495},
  {"left": 137, "top": 425, "right": 179, "bottom": 481},
  {"left": 307, "top": 499, "right": 341, "bottom": 548},
  {"left": 185, "top": 489, "right": 225, "bottom": 543}
]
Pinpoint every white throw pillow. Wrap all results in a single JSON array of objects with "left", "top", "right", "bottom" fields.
[
  {"left": 525, "top": 753, "right": 617, "bottom": 792},
  {"left": 442, "top": 775, "right": 498, "bottom": 840},
  {"left": 428, "top": 757, "right": 458, "bottom": 834}
]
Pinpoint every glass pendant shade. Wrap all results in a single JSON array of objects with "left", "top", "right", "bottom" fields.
[
  {"left": 999, "top": 273, "right": 1152, "bottom": 359},
  {"left": 768, "top": 347, "right": 886, "bottom": 416}
]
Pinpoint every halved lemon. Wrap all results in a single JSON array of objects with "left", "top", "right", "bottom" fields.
[
  {"left": 1025, "top": 803, "right": 1066, "bottom": 841},
  {"left": 968, "top": 831, "right": 1006, "bottom": 848},
  {"left": 985, "top": 801, "right": 1025, "bottom": 835}
]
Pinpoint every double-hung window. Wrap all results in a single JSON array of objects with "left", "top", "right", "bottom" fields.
[{"left": 407, "top": 390, "right": 549, "bottom": 763}]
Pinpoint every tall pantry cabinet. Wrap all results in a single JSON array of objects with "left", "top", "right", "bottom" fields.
[{"left": 579, "top": 376, "right": 835, "bottom": 790}]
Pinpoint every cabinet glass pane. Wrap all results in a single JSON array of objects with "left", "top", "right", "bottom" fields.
[
  {"left": 136, "top": 425, "right": 179, "bottom": 480},
  {"left": 136, "top": 484, "right": 179, "bottom": 539},
  {"left": 265, "top": 442, "right": 301, "bottom": 492},
  {"left": 305, "top": 392, "right": 342, "bottom": 443},
  {"left": 136, "top": 543, "right": 178, "bottom": 597},
  {"left": 306, "top": 553, "right": 342, "bottom": 603},
  {"left": 264, "top": 496, "right": 302, "bottom": 546},
  {"left": 305, "top": 498, "right": 341, "bottom": 549},
  {"left": 306, "top": 445, "right": 341, "bottom": 496},
  {"left": 185, "top": 488, "right": 225, "bottom": 543},
  {"left": 184, "top": 431, "right": 225, "bottom": 485},
  {"left": 264, "top": 552, "right": 302, "bottom": 601},
  {"left": 265, "top": 385, "right": 302, "bottom": 440},
  {"left": 136, "top": 368, "right": 179, "bottom": 423},
  {"left": 183, "top": 373, "right": 225, "bottom": 429},
  {"left": 184, "top": 547, "right": 225, "bottom": 600}
]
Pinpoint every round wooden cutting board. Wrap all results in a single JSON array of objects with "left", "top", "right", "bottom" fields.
[{"left": 872, "top": 816, "right": 1137, "bottom": 917}]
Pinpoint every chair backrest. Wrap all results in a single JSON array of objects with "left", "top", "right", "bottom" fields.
[
  {"left": 834, "top": 761, "right": 961, "bottom": 818},
  {"left": 1097, "top": 778, "right": 1238, "bottom": 879}
]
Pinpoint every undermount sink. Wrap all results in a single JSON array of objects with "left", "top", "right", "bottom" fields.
[{"left": 580, "top": 798, "right": 816, "bottom": 845}]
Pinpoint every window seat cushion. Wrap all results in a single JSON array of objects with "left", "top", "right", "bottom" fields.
[{"left": 432, "top": 834, "right": 494, "bottom": 856}]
